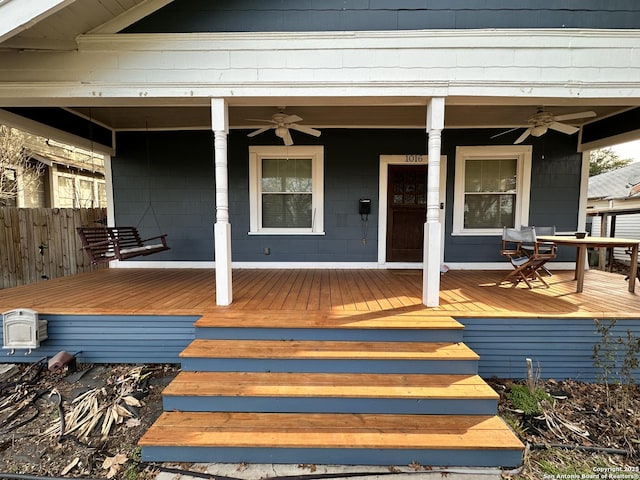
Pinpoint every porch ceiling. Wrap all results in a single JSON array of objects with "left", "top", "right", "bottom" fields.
[{"left": 67, "top": 101, "right": 630, "bottom": 132}]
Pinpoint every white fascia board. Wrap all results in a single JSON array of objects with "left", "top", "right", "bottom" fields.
[
  {"left": 89, "top": 0, "right": 175, "bottom": 35},
  {"left": 76, "top": 28, "right": 640, "bottom": 51},
  {"left": 1, "top": 29, "right": 639, "bottom": 101},
  {"left": 0, "top": 0, "right": 78, "bottom": 44}
]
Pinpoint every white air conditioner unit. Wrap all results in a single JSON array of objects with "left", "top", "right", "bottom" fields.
[{"left": 2, "top": 308, "right": 48, "bottom": 355}]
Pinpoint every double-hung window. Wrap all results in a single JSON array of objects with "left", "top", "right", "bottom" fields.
[
  {"left": 453, "top": 146, "right": 532, "bottom": 235},
  {"left": 249, "top": 146, "right": 324, "bottom": 234}
]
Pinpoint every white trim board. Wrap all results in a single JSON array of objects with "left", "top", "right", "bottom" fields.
[{"left": 110, "top": 260, "right": 576, "bottom": 270}]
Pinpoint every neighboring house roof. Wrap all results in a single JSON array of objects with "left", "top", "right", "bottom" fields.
[{"left": 589, "top": 162, "right": 640, "bottom": 201}]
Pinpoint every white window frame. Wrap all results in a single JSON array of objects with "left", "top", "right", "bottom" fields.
[
  {"left": 453, "top": 145, "right": 532, "bottom": 236},
  {"left": 53, "top": 170, "right": 106, "bottom": 208},
  {"left": 249, "top": 145, "right": 324, "bottom": 235}
]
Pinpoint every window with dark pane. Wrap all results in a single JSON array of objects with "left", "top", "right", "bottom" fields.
[
  {"left": 463, "top": 158, "right": 517, "bottom": 229},
  {"left": 261, "top": 158, "right": 312, "bottom": 228}
]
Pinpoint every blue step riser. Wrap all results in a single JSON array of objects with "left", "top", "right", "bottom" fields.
[
  {"left": 195, "top": 327, "right": 463, "bottom": 343},
  {"left": 142, "top": 446, "right": 522, "bottom": 468},
  {"left": 163, "top": 396, "right": 497, "bottom": 415},
  {"left": 180, "top": 358, "right": 479, "bottom": 375}
]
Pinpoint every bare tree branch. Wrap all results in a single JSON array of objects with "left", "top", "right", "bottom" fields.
[{"left": 0, "top": 125, "right": 44, "bottom": 206}]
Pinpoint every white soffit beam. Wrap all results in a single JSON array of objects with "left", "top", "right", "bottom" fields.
[
  {"left": 0, "top": 0, "right": 78, "bottom": 44},
  {"left": 0, "top": 108, "right": 114, "bottom": 155},
  {"left": 89, "top": 0, "right": 175, "bottom": 35}
]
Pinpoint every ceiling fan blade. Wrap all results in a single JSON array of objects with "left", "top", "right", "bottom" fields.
[
  {"left": 288, "top": 124, "right": 322, "bottom": 137},
  {"left": 247, "top": 126, "right": 273, "bottom": 137},
  {"left": 514, "top": 128, "right": 532, "bottom": 144},
  {"left": 245, "top": 118, "right": 276, "bottom": 123},
  {"left": 553, "top": 111, "right": 596, "bottom": 122},
  {"left": 490, "top": 127, "right": 520, "bottom": 140},
  {"left": 282, "top": 114, "right": 303, "bottom": 124},
  {"left": 282, "top": 129, "right": 294, "bottom": 146},
  {"left": 548, "top": 121, "right": 579, "bottom": 135}
]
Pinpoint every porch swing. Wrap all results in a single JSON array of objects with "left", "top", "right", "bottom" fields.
[{"left": 77, "top": 120, "right": 170, "bottom": 264}]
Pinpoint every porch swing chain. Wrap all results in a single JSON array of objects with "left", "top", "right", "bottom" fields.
[{"left": 138, "top": 122, "right": 163, "bottom": 233}]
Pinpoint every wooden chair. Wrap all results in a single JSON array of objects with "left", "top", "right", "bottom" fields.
[
  {"left": 499, "top": 227, "right": 557, "bottom": 288},
  {"left": 521, "top": 225, "right": 556, "bottom": 276},
  {"left": 77, "top": 226, "right": 169, "bottom": 264}
]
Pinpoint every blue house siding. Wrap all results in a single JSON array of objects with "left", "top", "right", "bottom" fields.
[
  {"left": 124, "top": 0, "right": 640, "bottom": 33},
  {"left": 0, "top": 314, "right": 197, "bottom": 364},
  {"left": 460, "top": 318, "right": 640, "bottom": 382},
  {"left": 113, "top": 131, "right": 216, "bottom": 261},
  {"left": 3, "top": 313, "right": 638, "bottom": 383},
  {"left": 112, "top": 128, "right": 581, "bottom": 264}
]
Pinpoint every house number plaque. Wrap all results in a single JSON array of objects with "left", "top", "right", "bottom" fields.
[{"left": 405, "top": 155, "right": 424, "bottom": 163}]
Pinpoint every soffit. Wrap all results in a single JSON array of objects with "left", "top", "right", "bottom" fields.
[
  {"left": 0, "top": 0, "right": 170, "bottom": 50},
  {"left": 67, "top": 103, "right": 630, "bottom": 131}
]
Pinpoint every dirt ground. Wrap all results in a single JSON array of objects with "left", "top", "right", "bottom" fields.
[
  {"left": 492, "top": 378, "right": 640, "bottom": 479},
  {"left": 1, "top": 347, "right": 639, "bottom": 479},
  {"left": 0, "top": 361, "right": 177, "bottom": 479}
]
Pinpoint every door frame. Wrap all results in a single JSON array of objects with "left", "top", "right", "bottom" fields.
[{"left": 377, "top": 155, "right": 447, "bottom": 267}]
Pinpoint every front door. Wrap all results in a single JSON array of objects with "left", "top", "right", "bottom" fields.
[{"left": 386, "top": 164, "right": 427, "bottom": 262}]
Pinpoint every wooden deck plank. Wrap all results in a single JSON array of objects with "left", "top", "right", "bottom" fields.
[
  {"left": 292, "top": 270, "right": 314, "bottom": 310},
  {"left": 329, "top": 269, "right": 345, "bottom": 310},
  {"left": 163, "top": 372, "right": 498, "bottom": 399},
  {"left": 318, "top": 270, "right": 333, "bottom": 310},
  {"left": 139, "top": 412, "right": 523, "bottom": 450}
]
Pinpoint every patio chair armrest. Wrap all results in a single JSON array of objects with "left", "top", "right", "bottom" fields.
[
  {"left": 533, "top": 241, "right": 557, "bottom": 255},
  {"left": 500, "top": 248, "right": 521, "bottom": 257}
]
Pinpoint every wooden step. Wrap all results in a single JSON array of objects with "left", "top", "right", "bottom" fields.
[
  {"left": 195, "top": 312, "right": 464, "bottom": 330},
  {"left": 139, "top": 411, "right": 524, "bottom": 467},
  {"left": 179, "top": 339, "right": 480, "bottom": 374},
  {"left": 194, "top": 312, "right": 464, "bottom": 342},
  {"left": 162, "top": 371, "right": 499, "bottom": 414}
]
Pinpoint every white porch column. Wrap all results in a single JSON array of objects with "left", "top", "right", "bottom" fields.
[
  {"left": 212, "top": 98, "right": 232, "bottom": 306},
  {"left": 423, "top": 97, "right": 445, "bottom": 307}
]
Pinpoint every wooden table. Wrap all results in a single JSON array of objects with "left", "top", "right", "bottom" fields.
[{"left": 538, "top": 235, "right": 640, "bottom": 293}]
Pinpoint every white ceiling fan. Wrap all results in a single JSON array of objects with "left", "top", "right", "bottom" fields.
[
  {"left": 494, "top": 108, "right": 597, "bottom": 144},
  {"left": 246, "top": 108, "right": 321, "bottom": 146}
]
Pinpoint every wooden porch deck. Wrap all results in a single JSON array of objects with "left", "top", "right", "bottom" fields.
[{"left": 0, "top": 267, "right": 638, "bottom": 319}]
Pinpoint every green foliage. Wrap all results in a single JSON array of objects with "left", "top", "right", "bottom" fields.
[
  {"left": 506, "top": 384, "right": 551, "bottom": 415},
  {"left": 589, "top": 147, "right": 633, "bottom": 176},
  {"left": 502, "top": 413, "right": 528, "bottom": 438},
  {"left": 531, "top": 449, "right": 611, "bottom": 478}
]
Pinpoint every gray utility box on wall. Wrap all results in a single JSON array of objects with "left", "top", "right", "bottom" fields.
[{"left": 2, "top": 308, "right": 48, "bottom": 355}]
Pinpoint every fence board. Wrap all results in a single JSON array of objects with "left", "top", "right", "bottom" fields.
[{"left": 0, "top": 207, "right": 106, "bottom": 289}]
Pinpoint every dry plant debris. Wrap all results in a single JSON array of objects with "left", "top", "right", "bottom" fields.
[
  {"left": 492, "top": 378, "right": 640, "bottom": 479},
  {"left": 0, "top": 361, "right": 177, "bottom": 479}
]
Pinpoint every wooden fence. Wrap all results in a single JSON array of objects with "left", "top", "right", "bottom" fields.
[{"left": 0, "top": 208, "right": 107, "bottom": 289}]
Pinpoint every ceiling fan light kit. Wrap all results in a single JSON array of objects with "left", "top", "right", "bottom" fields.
[{"left": 530, "top": 125, "right": 548, "bottom": 137}]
